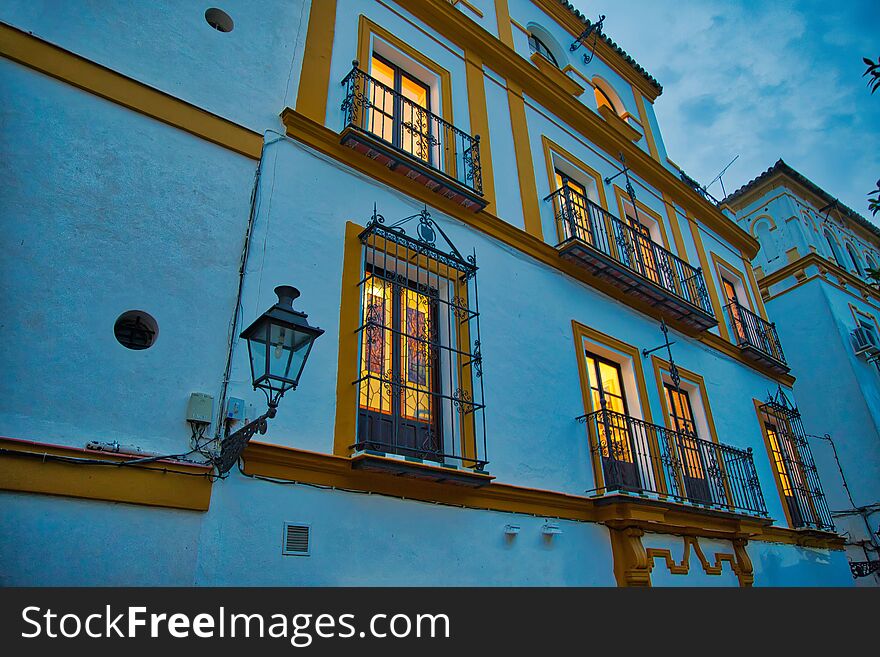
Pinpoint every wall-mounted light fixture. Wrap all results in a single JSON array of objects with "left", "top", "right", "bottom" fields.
[
  {"left": 504, "top": 524, "right": 521, "bottom": 536},
  {"left": 541, "top": 522, "right": 562, "bottom": 536},
  {"left": 214, "top": 286, "right": 324, "bottom": 474}
]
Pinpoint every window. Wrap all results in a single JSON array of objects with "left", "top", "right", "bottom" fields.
[
  {"left": 758, "top": 394, "right": 833, "bottom": 530},
  {"left": 846, "top": 243, "right": 864, "bottom": 276},
  {"left": 620, "top": 204, "right": 660, "bottom": 285},
  {"left": 594, "top": 86, "right": 615, "bottom": 112},
  {"left": 355, "top": 210, "right": 486, "bottom": 469},
  {"left": 554, "top": 169, "right": 595, "bottom": 244},
  {"left": 528, "top": 33, "right": 559, "bottom": 67},
  {"left": 721, "top": 277, "right": 747, "bottom": 343},
  {"left": 663, "top": 384, "right": 711, "bottom": 504},
  {"left": 866, "top": 254, "right": 878, "bottom": 273},
  {"left": 824, "top": 230, "right": 844, "bottom": 267},
  {"left": 367, "top": 54, "right": 433, "bottom": 164},
  {"left": 584, "top": 352, "right": 640, "bottom": 490}
]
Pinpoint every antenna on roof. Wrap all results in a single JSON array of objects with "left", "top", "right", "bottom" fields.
[
  {"left": 705, "top": 155, "right": 739, "bottom": 199},
  {"left": 818, "top": 198, "right": 840, "bottom": 222},
  {"left": 569, "top": 14, "right": 605, "bottom": 64}
]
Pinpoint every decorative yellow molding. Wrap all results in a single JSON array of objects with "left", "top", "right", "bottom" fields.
[
  {"left": 687, "top": 214, "right": 730, "bottom": 341},
  {"left": 464, "top": 49, "right": 497, "bottom": 211},
  {"left": 296, "top": 0, "right": 337, "bottom": 123},
  {"left": 508, "top": 81, "right": 543, "bottom": 239},
  {"left": 392, "top": 0, "right": 759, "bottom": 259},
  {"left": 280, "top": 107, "right": 796, "bottom": 386},
  {"left": 494, "top": 0, "right": 515, "bottom": 47},
  {"left": 529, "top": 52, "right": 585, "bottom": 97},
  {"left": 598, "top": 105, "right": 642, "bottom": 142},
  {"left": 528, "top": 0, "right": 661, "bottom": 102},
  {"left": 758, "top": 253, "right": 880, "bottom": 310},
  {"left": 609, "top": 526, "right": 651, "bottom": 586},
  {"left": 0, "top": 437, "right": 212, "bottom": 511},
  {"left": 0, "top": 23, "right": 262, "bottom": 159},
  {"left": 633, "top": 91, "right": 660, "bottom": 161},
  {"left": 645, "top": 535, "right": 752, "bottom": 586}
]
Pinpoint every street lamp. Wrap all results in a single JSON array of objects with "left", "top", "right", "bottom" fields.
[{"left": 215, "top": 285, "right": 324, "bottom": 474}]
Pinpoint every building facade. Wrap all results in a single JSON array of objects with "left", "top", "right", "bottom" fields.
[
  {"left": 0, "top": 0, "right": 853, "bottom": 586},
  {"left": 724, "top": 160, "right": 880, "bottom": 585}
]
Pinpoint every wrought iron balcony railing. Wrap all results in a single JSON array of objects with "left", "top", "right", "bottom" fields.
[
  {"left": 340, "top": 64, "right": 484, "bottom": 208},
  {"left": 724, "top": 301, "right": 788, "bottom": 373},
  {"left": 581, "top": 407, "right": 768, "bottom": 517},
  {"left": 546, "top": 186, "right": 716, "bottom": 330}
]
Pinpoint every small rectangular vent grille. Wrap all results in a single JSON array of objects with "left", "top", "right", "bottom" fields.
[{"left": 283, "top": 523, "right": 310, "bottom": 556}]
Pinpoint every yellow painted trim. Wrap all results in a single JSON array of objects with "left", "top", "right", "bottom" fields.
[
  {"left": 0, "top": 23, "right": 262, "bottom": 159},
  {"left": 450, "top": 0, "right": 484, "bottom": 19},
  {"left": 529, "top": 52, "right": 584, "bottom": 97},
  {"left": 609, "top": 527, "right": 651, "bottom": 586},
  {"left": 758, "top": 253, "right": 880, "bottom": 309},
  {"left": 528, "top": 0, "right": 661, "bottom": 101},
  {"left": 711, "top": 252, "right": 756, "bottom": 315},
  {"left": 650, "top": 357, "right": 720, "bottom": 445},
  {"left": 753, "top": 398, "right": 795, "bottom": 529},
  {"left": 0, "top": 438, "right": 212, "bottom": 511},
  {"left": 742, "top": 254, "right": 770, "bottom": 321},
  {"left": 464, "top": 50, "right": 496, "bottom": 211},
  {"left": 572, "top": 320, "right": 664, "bottom": 494},
  {"left": 332, "top": 222, "right": 365, "bottom": 456},
  {"left": 687, "top": 214, "right": 729, "bottom": 341},
  {"left": 849, "top": 303, "right": 880, "bottom": 335},
  {"left": 507, "top": 81, "right": 543, "bottom": 239},
  {"left": 598, "top": 105, "right": 642, "bottom": 142},
  {"left": 613, "top": 185, "right": 672, "bottom": 254},
  {"left": 280, "top": 109, "right": 795, "bottom": 384},
  {"left": 541, "top": 135, "right": 608, "bottom": 243},
  {"left": 662, "top": 194, "right": 689, "bottom": 261},
  {"left": 494, "top": 0, "right": 515, "bottom": 47},
  {"left": 295, "top": 0, "right": 337, "bottom": 124},
  {"left": 392, "top": 0, "right": 759, "bottom": 258},
  {"left": 633, "top": 91, "right": 660, "bottom": 161},
  {"left": 242, "top": 440, "right": 843, "bottom": 549},
  {"left": 645, "top": 535, "right": 752, "bottom": 586},
  {"left": 357, "top": 15, "right": 455, "bottom": 131}
]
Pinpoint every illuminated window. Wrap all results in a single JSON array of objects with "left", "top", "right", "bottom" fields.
[
  {"left": 722, "top": 277, "right": 747, "bottom": 343},
  {"left": 584, "top": 352, "right": 639, "bottom": 490},
  {"left": 355, "top": 212, "right": 486, "bottom": 469},
  {"left": 368, "top": 54, "right": 433, "bottom": 164},
  {"left": 594, "top": 86, "right": 616, "bottom": 113},
  {"left": 528, "top": 33, "right": 559, "bottom": 67},
  {"left": 759, "top": 396, "right": 833, "bottom": 530},
  {"left": 553, "top": 169, "right": 595, "bottom": 244},
  {"left": 621, "top": 204, "right": 660, "bottom": 284},
  {"left": 663, "top": 384, "right": 711, "bottom": 504}
]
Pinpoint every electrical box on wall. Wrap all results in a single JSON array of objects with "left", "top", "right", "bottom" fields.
[
  {"left": 226, "top": 397, "right": 245, "bottom": 422},
  {"left": 186, "top": 393, "right": 214, "bottom": 424}
]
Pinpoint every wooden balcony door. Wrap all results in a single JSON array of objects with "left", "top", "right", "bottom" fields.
[
  {"left": 369, "top": 54, "right": 433, "bottom": 165},
  {"left": 722, "top": 278, "right": 748, "bottom": 343},
  {"left": 663, "top": 383, "right": 711, "bottom": 504},
  {"left": 358, "top": 268, "right": 442, "bottom": 460},
  {"left": 554, "top": 170, "right": 594, "bottom": 245},
  {"left": 585, "top": 352, "right": 640, "bottom": 491},
  {"left": 625, "top": 211, "right": 660, "bottom": 284}
]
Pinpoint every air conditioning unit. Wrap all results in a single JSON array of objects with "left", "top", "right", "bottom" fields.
[{"left": 851, "top": 326, "right": 880, "bottom": 359}]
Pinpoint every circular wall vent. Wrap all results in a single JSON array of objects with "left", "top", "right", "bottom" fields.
[
  {"left": 205, "top": 8, "right": 234, "bottom": 33},
  {"left": 114, "top": 310, "right": 159, "bottom": 350}
]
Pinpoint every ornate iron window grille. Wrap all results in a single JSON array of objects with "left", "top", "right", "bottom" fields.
[
  {"left": 341, "top": 63, "right": 483, "bottom": 195},
  {"left": 578, "top": 408, "right": 767, "bottom": 517},
  {"left": 545, "top": 185, "right": 713, "bottom": 315},
  {"left": 759, "top": 389, "right": 834, "bottom": 531},
  {"left": 724, "top": 301, "right": 787, "bottom": 366},
  {"left": 353, "top": 206, "right": 487, "bottom": 471}
]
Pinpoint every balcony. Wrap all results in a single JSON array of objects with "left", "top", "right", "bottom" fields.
[
  {"left": 340, "top": 64, "right": 485, "bottom": 211},
  {"left": 581, "top": 408, "right": 768, "bottom": 518},
  {"left": 723, "top": 301, "right": 789, "bottom": 373},
  {"left": 545, "top": 187, "right": 717, "bottom": 330}
]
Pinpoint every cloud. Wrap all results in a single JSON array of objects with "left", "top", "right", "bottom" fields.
[{"left": 573, "top": 0, "right": 880, "bottom": 217}]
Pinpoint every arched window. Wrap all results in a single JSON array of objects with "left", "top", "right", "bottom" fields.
[
  {"left": 846, "top": 244, "right": 864, "bottom": 276},
  {"left": 528, "top": 33, "right": 559, "bottom": 67},
  {"left": 593, "top": 79, "right": 623, "bottom": 116},
  {"left": 866, "top": 254, "right": 878, "bottom": 273},
  {"left": 824, "top": 230, "right": 844, "bottom": 267}
]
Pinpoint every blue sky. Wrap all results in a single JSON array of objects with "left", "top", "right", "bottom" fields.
[{"left": 573, "top": 0, "right": 880, "bottom": 217}]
